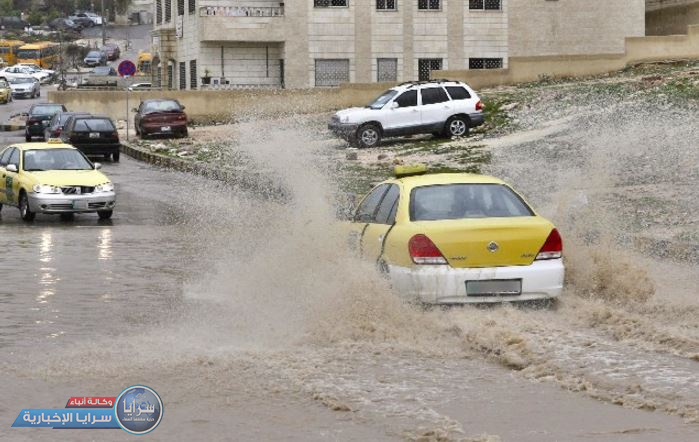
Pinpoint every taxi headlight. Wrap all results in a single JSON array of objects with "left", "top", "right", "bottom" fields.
[
  {"left": 32, "top": 184, "right": 61, "bottom": 194},
  {"left": 95, "top": 183, "right": 114, "bottom": 193}
]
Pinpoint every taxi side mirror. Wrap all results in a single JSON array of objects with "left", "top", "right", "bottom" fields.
[
  {"left": 93, "top": 162, "right": 101, "bottom": 170},
  {"left": 6, "top": 164, "right": 18, "bottom": 172}
]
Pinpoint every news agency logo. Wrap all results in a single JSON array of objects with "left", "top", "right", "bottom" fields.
[{"left": 115, "top": 385, "right": 163, "bottom": 435}]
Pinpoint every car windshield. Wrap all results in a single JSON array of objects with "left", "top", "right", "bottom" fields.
[
  {"left": 9, "top": 77, "right": 34, "bottom": 84},
  {"left": 410, "top": 184, "right": 534, "bottom": 221},
  {"left": 74, "top": 118, "right": 115, "bottom": 131},
  {"left": 0, "top": 80, "right": 7, "bottom": 88},
  {"left": 368, "top": 90, "right": 398, "bottom": 110},
  {"left": 31, "top": 105, "right": 63, "bottom": 115},
  {"left": 23, "top": 149, "right": 93, "bottom": 171},
  {"left": 86, "top": 51, "right": 101, "bottom": 58},
  {"left": 142, "top": 101, "right": 181, "bottom": 113}
]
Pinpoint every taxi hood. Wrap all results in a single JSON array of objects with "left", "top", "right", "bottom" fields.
[{"left": 24, "top": 169, "right": 110, "bottom": 186}]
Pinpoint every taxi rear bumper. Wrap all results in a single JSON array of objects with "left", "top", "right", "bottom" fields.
[{"left": 28, "top": 192, "right": 117, "bottom": 213}]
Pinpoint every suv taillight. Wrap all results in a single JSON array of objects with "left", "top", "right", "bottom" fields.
[
  {"left": 475, "top": 100, "right": 483, "bottom": 111},
  {"left": 409, "top": 234, "right": 447, "bottom": 265},
  {"left": 536, "top": 229, "right": 563, "bottom": 260}
]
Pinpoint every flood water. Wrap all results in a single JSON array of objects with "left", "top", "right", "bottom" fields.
[{"left": 1, "top": 100, "right": 699, "bottom": 441}]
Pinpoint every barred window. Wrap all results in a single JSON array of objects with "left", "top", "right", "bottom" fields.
[
  {"left": 190, "top": 60, "right": 197, "bottom": 89},
  {"left": 165, "top": 0, "right": 172, "bottom": 22},
  {"left": 469, "top": 0, "right": 501, "bottom": 10},
  {"left": 377, "top": 58, "right": 397, "bottom": 82},
  {"left": 418, "top": 0, "right": 440, "bottom": 10},
  {"left": 469, "top": 58, "right": 503, "bottom": 69},
  {"left": 315, "top": 59, "right": 349, "bottom": 87},
  {"left": 418, "top": 58, "right": 442, "bottom": 81},
  {"left": 178, "top": 0, "right": 184, "bottom": 15},
  {"left": 167, "top": 63, "right": 174, "bottom": 89},
  {"left": 376, "top": 0, "right": 396, "bottom": 10},
  {"left": 189, "top": 0, "right": 195, "bottom": 14},
  {"left": 156, "top": 0, "right": 162, "bottom": 24},
  {"left": 179, "top": 62, "right": 186, "bottom": 90},
  {"left": 314, "top": 0, "right": 348, "bottom": 7}
]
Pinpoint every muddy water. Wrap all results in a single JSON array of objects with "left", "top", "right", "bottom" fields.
[{"left": 2, "top": 102, "right": 699, "bottom": 441}]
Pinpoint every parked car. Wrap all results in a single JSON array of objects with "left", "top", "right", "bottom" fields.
[
  {"left": 49, "top": 17, "right": 82, "bottom": 32},
  {"left": 9, "top": 76, "right": 40, "bottom": 99},
  {"left": 83, "top": 50, "right": 106, "bottom": 67},
  {"left": 1, "top": 65, "right": 51, "bottom": 83},
  {"left": 68, "top": 13, "right": 95, "bottom": 28},
  {"left": 102, "top": 44, "right": 120, "bottom": 61},
  {"left": 17, "top": 63, "right": 55, "bottom": 78},
  {"left": 134, "top": 99, "right": 188, "bottom": 138},
  {"left": 0, "top": 79, "right": 12, "bottom": 103},
  {"left": 76, "top": 11, "right": 103, "bottom": 26},
  {"left": 347, "top": 165, "right": 564, "bottom": 304},
  {"left": 80, "top": 66, "right": 118, "bottom": 87},
  {"left": 26, "top": 103, "right": 67, "bottom": 141},
  {"left": 60, "top": 115, "right": 121, "bottom": 162},
  {"left": 0, "top": 141, "right": 116, "bottom": 221},
  {"left": 44, "top": 111, "right": 91, "bottom": 139},
  {"left": 128, "top": 82, "right": 153, "bottom": 91},
  {"left": 329, "top": 80, "right": 485, "bottom": 148}
]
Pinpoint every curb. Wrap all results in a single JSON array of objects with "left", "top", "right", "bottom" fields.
[
  {"left": 0, "top": 124, "right": 24, "bottom": 132},
  {"left": 120, "top": 142, "right": 286, "bottom": 200}
]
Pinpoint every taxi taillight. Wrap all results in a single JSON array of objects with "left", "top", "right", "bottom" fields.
[
  {"left": 536, "top": 229, "right": 563, "bottom": 260},
  {"left": 409, "top": 234, "right": 447, "bottom": 265}
]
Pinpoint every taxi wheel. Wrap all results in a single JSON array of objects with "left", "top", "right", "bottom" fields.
[
  {"left": 98, "top": 210, "right": 113, "bottom": 220},
  {"left": 19, "top": 192, "right": 35, "bottom": 222}
]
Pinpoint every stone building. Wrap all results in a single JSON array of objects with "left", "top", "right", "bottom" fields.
[
  {"left": 646, "top": 0, "right": 699, "bottom": 35},
  {"left": 151, "top": 0, "right": 645, "bottom": 90}
]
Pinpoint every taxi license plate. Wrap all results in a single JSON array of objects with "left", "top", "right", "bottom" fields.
[
  {"left": 72, "top": 200, "right": 88, "bottom": 210},
  {"left": 466, "top": 279, "right": 522, "bottom": 297},
  {"left": 161, "top": 126, "right": 171, "bottom": 132},
  {"left": 89, "top": 132, "right": 100, "bottom": 138}
]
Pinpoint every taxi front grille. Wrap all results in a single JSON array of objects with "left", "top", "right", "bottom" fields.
[
  {"left": 61, "top": 186, "right": 95, "bottom": 195},
  {"left": 47, "top": 204, "right": 73, "bottom": 210}
]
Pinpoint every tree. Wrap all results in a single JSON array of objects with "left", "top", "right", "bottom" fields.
[{"left": 0, "top": 0, "right": 14, "bottom": 16}]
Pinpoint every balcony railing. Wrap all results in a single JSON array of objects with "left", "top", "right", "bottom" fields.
[{"left": 199, "top": 6, "right": 285, "bottom": 17}]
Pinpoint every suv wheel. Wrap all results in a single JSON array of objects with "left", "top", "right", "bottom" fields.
[
  {"left": 445, "top": 116, "right": 469, "bottom": 138},
  {"left": 356, "top": 124, "right": 382, "bottom": 148}
]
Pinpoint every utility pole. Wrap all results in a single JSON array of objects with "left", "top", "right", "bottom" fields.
[{"left": 101, "top": 0, "right": 106, "bottom": 45}]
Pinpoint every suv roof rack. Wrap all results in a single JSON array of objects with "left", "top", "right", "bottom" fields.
[{"left": 397, "top": 79, "right": 461, "bottom": 89}]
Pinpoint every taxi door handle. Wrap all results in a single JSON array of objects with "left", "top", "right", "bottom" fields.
[{"left": 378, "top": 235, "right": 384, "bottom": 242}]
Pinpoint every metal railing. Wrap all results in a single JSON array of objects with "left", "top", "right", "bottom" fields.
[{"left": 199, "top": 6, "right": 284, "bottom": 17}]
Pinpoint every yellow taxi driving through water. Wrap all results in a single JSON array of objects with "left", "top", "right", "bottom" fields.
[
  {"left": 349, "top": 165, "right": 564, "bottom": 304},
  {"left": 0, "top": 140, "right": 116, "bottom": 221}
]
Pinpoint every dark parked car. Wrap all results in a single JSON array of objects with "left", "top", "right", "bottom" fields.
[
  {"left": 44, "top": 111, "right": 91, "bottom": 139},
  {"left": 0, "top": 16, "right": 30, "bottom": 30},
  {"left": 103, "top": 44, "right": 120, "bottom": 61},
  {"left": 25, "top": 103, "right": 68, "bottom": 142},
  {"left": 134, "top": 99, "right": 188, "bottom": 138},
  {"left": 60, "top": 115, "right": 121, "bottom": 162},
  {"left": 83, "top": 50, "right": 106, "bottom": 67}
]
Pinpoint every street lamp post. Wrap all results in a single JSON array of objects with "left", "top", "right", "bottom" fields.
[{"left": 101, "top": 0, "right": 106, "bottom": 45}]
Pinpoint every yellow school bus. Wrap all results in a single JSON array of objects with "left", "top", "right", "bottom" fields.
[
  {"left": 16, "top": 42, "right": 60, "bottom": 69},
  {"left": 0, "top": 39, "right": 25, "bottom": 66},
  {"left": 137, "top": 51, "right": 152, "bottom": 75}
]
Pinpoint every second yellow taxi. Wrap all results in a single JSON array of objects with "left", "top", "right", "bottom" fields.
[{"left": 0, "top": 140, "right": 116, "bottom": 221}]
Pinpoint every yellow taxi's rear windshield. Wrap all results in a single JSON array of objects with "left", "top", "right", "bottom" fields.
[{"left": 410, "top": 184, "right": 534, "bottom": 221}]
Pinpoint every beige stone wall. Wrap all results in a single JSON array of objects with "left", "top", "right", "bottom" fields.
[
  {"left": 646, "top": 1, "right": 699, "bottom": 35},
  {"left": 509, "top": 0, "right": 645, "bottom": 56}
]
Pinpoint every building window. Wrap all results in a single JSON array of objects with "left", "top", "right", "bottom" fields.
[
  {"left": 178, "top": 0, "right": 184, "bottom": 16},
  {"left": 189, "top": 0, "right": 195, "bottom": 14},
  {"left": 179, "top": 62, "right": 186, "bottom": 90},
  {"left": 418, "top": 58, "right": 442, "bottom": 81},
  {"left": 156, "top": 0, "right": 162, "bottom": 24},
  {"left": 376, "top": 0, "right": 396, "bottom": 10},
  {"left": 314, "top": 0, "right": 348, "bottom": 7},
  {"left": 315, "top": 59, "right": 349, "bottom": 87},
  {"left": 167, "top": 63, "right": 174, "bottom": 89},
  {"left": 165, "top": 0, "right": 172, "bottom": 22},
  {"left": 418, "top": 0, "right": 440, "bottom": 10},
  {"left": 469, "top": 58, "right": 503, "bottom": 69},
  {"left": 190, "top": 60, "right": 197, "bottom": 89},
  {"left": 469, "top": 0, "right": 501, "bottom": 10},
  {"left": 377, "top": 58, "right": 397, "bottom": 82}
]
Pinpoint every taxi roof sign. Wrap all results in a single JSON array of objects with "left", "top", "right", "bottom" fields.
[
  {"left": 47, "top": 138, "right": 63, "bottom": 144},
  {"left": 394, "top": 164, "right": 427, "bottom": 178}
]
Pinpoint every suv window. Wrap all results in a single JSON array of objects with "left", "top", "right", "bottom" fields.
[
  {"left": 355, "top": 184, "right": 389, "bottom": 223},
  {"left": 445, "top": 86, "right": 471, "bottom": 100},
  {"left": 0, "top": 147, "right": 12, "bottom": 166},
  {"left": 395, "top": 90, "right": 417, "bottom": 108},
  {"left": 421, "top": 87, "right": 449, "bottom": 105},
  {"left": 374, "top": 184, "right": 400, "bottom": 224}
]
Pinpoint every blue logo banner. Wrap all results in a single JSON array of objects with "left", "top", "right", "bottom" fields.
[{"left": 12, "top": 408, "right": 119, "bottom": 429}]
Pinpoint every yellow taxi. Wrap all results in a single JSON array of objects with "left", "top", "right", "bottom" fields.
[
  {"left": 348, "top": 165, "right": 564, "bottom": 304},
  {"left": 0, "top": 140, "right": 116, "bottom": 221},
  {"left": 0, "top": 78, "right": 11, "bottom": 104}
]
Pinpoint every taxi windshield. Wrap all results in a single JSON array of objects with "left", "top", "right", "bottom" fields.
[{"left": 23, "top": 149, "right": 93, "bottom": 171}]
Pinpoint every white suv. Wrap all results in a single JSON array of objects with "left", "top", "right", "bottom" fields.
[{"left": 329, "top": 80, "right": 484, "bottom": 148}]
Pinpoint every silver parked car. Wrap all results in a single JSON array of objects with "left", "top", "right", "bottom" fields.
[{"left": 8, "top": 76, "right": 40, "bottom": 99}]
